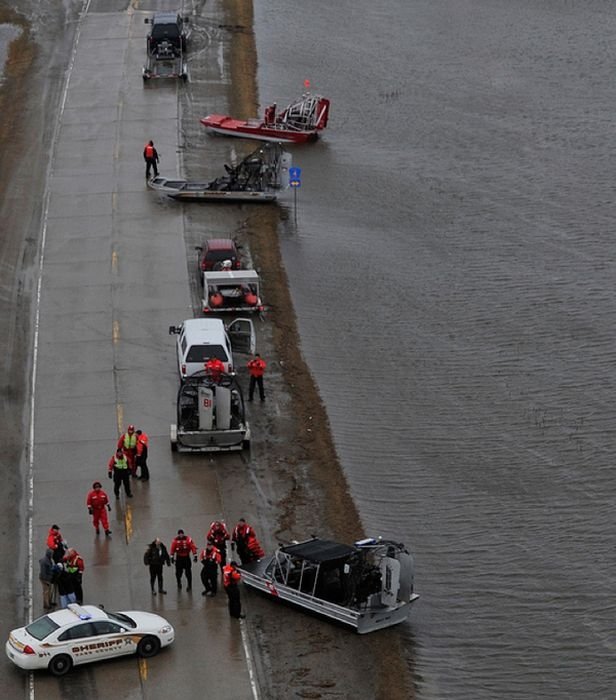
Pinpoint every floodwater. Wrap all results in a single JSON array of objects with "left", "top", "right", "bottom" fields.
[{"left": 254, "top": 1, "right": 616, "bottom": 698}]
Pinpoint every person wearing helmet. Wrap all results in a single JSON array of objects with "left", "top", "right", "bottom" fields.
[
  {"left": 86, "top": 481, "right": 112, "bottom": 536},
  {"left": 117, "top": 424, "right": 138, "bottom": 476}
]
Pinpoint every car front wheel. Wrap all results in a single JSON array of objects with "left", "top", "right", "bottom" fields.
[
  {"left": 137, "top": 636, "right": 161, "bottom": 658},
  {"left": 49, "top": 654, "right": 73, "bottom": 677}
]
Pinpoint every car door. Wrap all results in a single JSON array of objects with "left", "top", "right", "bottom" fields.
[
  {"left": 227, "top": 318, "right": 255, "bottom": 356},
  {"left": 56, "top": 622, "right": 107, "bottom": 666},
  {"left": 90, "top": 620, "right": 136, "bottom": 659}
]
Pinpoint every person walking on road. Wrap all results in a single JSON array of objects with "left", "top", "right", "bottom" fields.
[
  {"left": 135, "top": 429, "right": 150, "bottom": 480},
  {"left": 231, "top": 518, "right": 256, "bottom": 566},
  {"left": 46, "top": 524, "right": 67, "bottom": 564},
  {"left": 86, "top": 481, "right": 112, "bottom": 536},
  {"left": 199, "top": 543, "right": 221, "bottom": 596},
  {"left": 108, "top": 448, "right": 133, "bottom": 499},
  {"left": 207, "top": 520, "right": 230, "bottom": 568},
  {"left": 143, "top": 140, "right": 159, "bottom": 179},
  {"left": 117, "top": 424, "right": 138, "bottom": 476},
  {"left": 63, "top": 549, "right": 85, "bottom": 605},
  {"left": 223, "top": 561, "right": 245, "bottom": 619},
  {"left": 247, "top": 353, "right": 266, "bottom": 401},
  {"left": 170, "top": 529, "right": 197, "bottom": 591},
  {"left": 144, "top": 538, "right": 171, "bottom": 595},
  {"left": 39, "top": 548, "right": 57, "bottom": 610}
]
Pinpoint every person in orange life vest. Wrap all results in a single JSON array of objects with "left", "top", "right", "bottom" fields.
[
  {"left": 86, "top": 481, "right": 112, "bottom": 536},
  {"left": 247, "top": 353, "right": 266, "bottom": 401},
  {"left": 135, "top": 429, "right": 149, "bottom": 481},
  {"left": 244, "top": 532, "right": 265, "bottom": 563},
  {"left": 231, "top": 518, "right": 256, "bottom": 566},
  {"left": 108, "top": 448, "right": 133, "bottom": 499},
  {"left": 222, "top": 561, "right": 244, "bottom": 619},
  {"left": 205, "top": 356, "right": 225, "bottom": 383},
  {"left": 199, "top": 543, "right": 221, "bottom": 596},
  {"left": 143, "top": 140, "right": 159, "bottom": 179},
  {"left": 170, "top": 529, "right": 198, "bottom": 591},
  {"left": 207, "top": 520, "right": 230, "bottom": 568},
  {"left": 46, "top": 524, "right": 67, "bottom": 564},
  {"left": 63, "top": 548, "right": 85, "bottom": 605},
  {"left": 117, "top": 424, "right": 138, "bottom": 475}
]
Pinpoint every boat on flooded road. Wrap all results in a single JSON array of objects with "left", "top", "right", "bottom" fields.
[{"left": 239, "top": 537, "right": 418, "bottom": 633}]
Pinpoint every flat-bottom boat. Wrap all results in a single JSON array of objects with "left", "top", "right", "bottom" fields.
[
  {"left": 239, "top": 537, "right": 419, "bottom": 633},
  {"left": 147, "top": 142, "right": 291, "bottom": 202}
]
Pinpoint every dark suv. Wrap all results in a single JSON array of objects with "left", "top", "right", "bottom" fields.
[
  {"left": 145, "top": 12, "right": 189, "bottom": 54},
  {"left": 196, "top": 239, "right": 242, "bottom": 279}
]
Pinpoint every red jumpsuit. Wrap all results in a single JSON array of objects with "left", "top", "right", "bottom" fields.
[
  {"left": 170, "top": 533, "right": 198, "bottom": 590},
  {"left": 86, "top": 487, "right": 110, "bottom": 533},
  {"left": 207, "top": 521, "right": 230, "bottom": 567},
  {"left": 205, "top": 357, "right": 225, "bottom": 383}
]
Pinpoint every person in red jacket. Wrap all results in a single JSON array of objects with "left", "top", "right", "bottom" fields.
[
  {"left": 244, "top": 532, "right": 265, "bottom": 563},
  {"left": 63, "top": 549, "right": 85, "bottom": 605},
  {"left": 135, "top": 429, "right": 149, "bottom": 481},
  {"left": 207, "top": 520, "right": 230, "bottom": 568},
  {"left": 205, "top": 356, "right": 225, "bottom": 383},
  {"left": 169, "top": 529, "right": 198, "bottom": 591},
  {"left": 143, "top": 140, "right": 159, "bottom": 179},
  {"left": 247, "top": 353, "right": 266, "bottom": 401},
  {"left": 222, "top": 562, "right": 244, "bottom": 619},
  {"left": 117, "top": 424, "right": 138, "bottom": 475},
  {"left": 46, "top": 524, "right": 67, "bottom": 564},
  {"left": 86, "top": 481, "right": 112, "bottom": 536},
  {"left": 199, "top": 543, "right": 221, "bottom": 596},
  {"left": 232, "top": 518, "right": 260, "bottom": 566}
]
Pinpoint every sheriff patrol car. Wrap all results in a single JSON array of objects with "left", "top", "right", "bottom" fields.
[{"left": 6, "top": 604, "right": 174, "bottom": 676}]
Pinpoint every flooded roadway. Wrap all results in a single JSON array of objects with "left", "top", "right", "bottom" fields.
[{"left": 254, "top": 1, "right": 616, "bottom": 698}]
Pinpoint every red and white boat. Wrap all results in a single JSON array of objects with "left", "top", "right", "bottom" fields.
[{"left": 201, "top": 92, "right": 330, "bottom": 144}]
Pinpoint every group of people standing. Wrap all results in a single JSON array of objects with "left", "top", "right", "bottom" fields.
[
  {"left": 143, "top": 518, "right": 264, "bottom": 619},
  {"left": 39, "top": 525, "right": 85, "bottom": 611},
  {"left": 108, "top": 424, "right": 150, "bottom": 500}
]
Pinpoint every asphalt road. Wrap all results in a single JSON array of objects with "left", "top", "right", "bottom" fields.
[{"left": 11, "top": 5, "right": 256, "bottom": 698}]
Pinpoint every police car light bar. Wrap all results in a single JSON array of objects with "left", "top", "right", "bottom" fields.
[{"left": 67, "top": 604, "right": 92, "bottom": 620}]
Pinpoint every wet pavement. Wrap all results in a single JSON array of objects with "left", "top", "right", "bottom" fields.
[{"left": 26, "top": 6, "right": 255, "bottom": 698}]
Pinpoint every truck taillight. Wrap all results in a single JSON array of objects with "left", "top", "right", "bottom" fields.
[{"left": 181, "top": 364, "right": 186, "bottom": 375}]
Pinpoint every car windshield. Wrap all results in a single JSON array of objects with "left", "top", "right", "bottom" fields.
[
  {"left": 151, "top": 24, "right": 180, "bottom": 40},
  {"left": 106, "top": 612, "right": 137, "bottom": 628},
  {"left": 186, "top": 344, "right": 228, "bottom": 363},
  {"left": 25, "top": 616, "right": 60, "bottom": 641},
  {"left": 206, "top": 250, "right": 235, "bottom": 262}
]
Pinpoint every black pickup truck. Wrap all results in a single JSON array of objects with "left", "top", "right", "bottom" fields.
[
  {"left": 145, "top": 12, "right": 189, "bottom": 54},
  {"left": 143, "top": 12, "right": 190, "bottom": 80}
]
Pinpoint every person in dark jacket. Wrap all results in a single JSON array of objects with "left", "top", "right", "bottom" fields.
[
  {"left": 39, "top": 549, "right": 57, "bottom": 610},
  {"left": 223, "top": 561, "right": 245, "bottom": 619},
  {"left": 55, "top": 563, "right": 77, "bottom": 609},
  {"left": 199, "top": 544, "right": 221, "bottom": 596},
  {"left": 144, "top": 538, "right": 170, "bottom": 594}
]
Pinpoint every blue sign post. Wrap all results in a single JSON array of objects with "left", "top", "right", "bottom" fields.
[
  {"left": 289, "top": 166, "right": 302, "bottom": 188},
  {"left": 289, "top": 167, "right": 301, "bottom": 224}
]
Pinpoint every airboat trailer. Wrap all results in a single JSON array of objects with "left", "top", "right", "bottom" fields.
[
  {"left": 170, "top": 371, "right": 250, "bottom": 453},
  {"left": 239, "top": 537, "right": 419, "bottom": 633}
]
